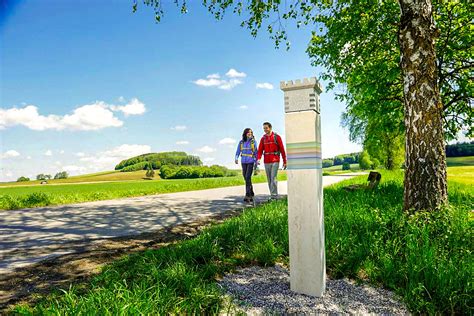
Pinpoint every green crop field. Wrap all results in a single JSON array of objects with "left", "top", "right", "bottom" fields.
[
  {"left": 0, "top": 172, "right": 287, "bottom": 210},
  {"left": 446, "top": 156, "right": 474, "bottom": 167},
  {"left": 0, "top": 170, "right": 155, "bottom": 187},
  {"left": 1, "top": 157, "right": 471, "bottom": 210}
]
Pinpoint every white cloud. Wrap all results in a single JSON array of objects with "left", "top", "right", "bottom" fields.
[
  {"left": 79, "top": 144, "right": 151, "bottom": 171},
  {"left": 203, "top": 157, "right": 215, "bottom": 163},
  {"left": 110, "top": 98, "right": 146, "bottom": 116},
  {"left": 0, "top": 150, "right": 20, "bottom": 159},
  {"left": 218, "top": 79, "right": 242, "bottom": 90},
  {"left": 62, "top": 165, "right": 87, "bottom": 173},
  {"left": 193, "top": 77, "right": 223, "bottom": 87},
  {"left": 197, "top": 146, "right": 216, "bottom": 153},
  {"left": 219, "top": 138, "right": 236, "bottom": 145},
  {"left": 44, "top": 150, "right": 53, "bottom": 156},
  {"left": 0, "top": 98, "right": 146, "bottom": 132},
  {"left": 27, "top": 156, "right": 32, "bottom": 160},
  {"left": 256, "top": 82, "right": 274, "bottom": 90},
  {"left": 55, "top": 161, "right": 62, "bottom": 165},
  {"left": 0, "top": 102, "right": 123, "bottom": 131},
  {"left": 59, "top": 150, "right": 65, "bottom": 154},
  {"left": 193, "top": 69, "right": 245, "bottom": 90},
  {"left": 171, "top": 125, "right": 187, "bottom": 131},
  {"left": 225, "top": 68, "right": 246, "bottom": 78},
  {"left": 76, "top": 152, "right": 86, "bottom": 157},
  {"left": 118, "top": 96, "right": 126, "bottom": 102},
  {"left": 239, "top": 105, "right": 249, "bottom": 110},
  {"left": 176, "top": 140, "right": 190, "bottom": 145}
]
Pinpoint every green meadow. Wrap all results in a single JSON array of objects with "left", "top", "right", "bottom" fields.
[
  {"left": 0, "top": 172, "right": 287, "bottom": 210},
  {"left": 1, "top": 157, "right": 472, "bottom": 210}
]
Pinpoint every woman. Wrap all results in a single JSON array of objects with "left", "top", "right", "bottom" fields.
[{"left": 235, "top": 128, "right": 257, "bottom": 202}]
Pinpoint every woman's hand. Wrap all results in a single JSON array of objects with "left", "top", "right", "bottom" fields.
[{"left": 235, "top": 159, "right": 238, "bottom": 164}]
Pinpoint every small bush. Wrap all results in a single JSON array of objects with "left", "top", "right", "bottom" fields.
[
  {"left": 22, "top": 192, "right": 51, "bottom": 207},
  {"left": 342, "top": 162, "right": 351, "bottom": 170},
  {"left": 121, "top": 161, "right": 149, "bottom": 172},
  {"left": 159, "top": 165, "right": 232, "bottom": 179},
  {"left": 359, "top": 151, "right": 372, "bottom": 170}
]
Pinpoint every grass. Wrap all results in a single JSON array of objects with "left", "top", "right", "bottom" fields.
[
  {"left": 446, "top": 156, "right": 474, "bottom": 167},
  {"left": 0, "top": 172, "right": 287, "bottom": 210},
  {"left": 0, "top": 170, "right": 156, "bottom": 187},
  {"left": 10, "top": 171, "right": 473, "bottom": 315},
  {"left": 447, "top": 166, "right": 474, "bottom": 185}
]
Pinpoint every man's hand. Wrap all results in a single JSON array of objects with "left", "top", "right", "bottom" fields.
[
  {"left": 257, "top": 159, "right": 260, "bottom": 165},
  {"left": 283, "top": 163, "right": 287, "bottom": 170},
  {"left": 235, "top": 159, "right": 238, "bottom": 164}
]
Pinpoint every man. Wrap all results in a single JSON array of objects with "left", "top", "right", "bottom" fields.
[{"left": 257, "top": 122, "right": 287, "bottom": 200}]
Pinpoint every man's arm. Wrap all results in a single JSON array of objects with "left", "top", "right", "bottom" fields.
[{"left": 277, "top": 135, "right": 287, "bottom": 166}]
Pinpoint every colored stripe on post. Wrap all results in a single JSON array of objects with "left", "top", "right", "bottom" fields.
[{"left": 286, "top": 141, "right": 322, "bottom": 170}]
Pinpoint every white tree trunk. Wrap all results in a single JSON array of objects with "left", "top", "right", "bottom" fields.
[{"left": 398, "top": 0, "right": 447, "bottom": 211}]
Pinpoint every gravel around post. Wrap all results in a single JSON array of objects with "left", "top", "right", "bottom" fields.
[{"left": 218, "top": 264, "right": 410, "bottom": 315}]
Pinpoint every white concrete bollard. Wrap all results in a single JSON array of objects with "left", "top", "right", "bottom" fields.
[{"left": 280, "top": 77, "right": 325, "bottom": 297}]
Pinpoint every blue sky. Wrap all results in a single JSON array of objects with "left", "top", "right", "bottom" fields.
[{"left": 0, "top": 0, "right": 361, "bottom": 181}]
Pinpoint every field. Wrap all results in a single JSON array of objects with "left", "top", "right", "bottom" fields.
[
  {"left": 0, "top": 170, "right": 157, "bottom": 187},
  {"left": 11, "top": 171, "right": 473, "bottom": 315},
  {"left": 0, "top": 172, "right": 287, "bottom": 210},
  {"left": 1, "top": 157, "right": 471, "bottom": 210},
  {"left": 446, "top": 156, "right": 474, "bottom": 167}
]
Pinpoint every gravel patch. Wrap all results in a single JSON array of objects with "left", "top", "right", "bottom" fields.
[{"left": 218, "top": 264, "right": 410, "bottom": 315}]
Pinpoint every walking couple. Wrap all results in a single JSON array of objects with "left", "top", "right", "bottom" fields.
[{"left": 235, "top": 122, "right": 287, "bottom": 203}]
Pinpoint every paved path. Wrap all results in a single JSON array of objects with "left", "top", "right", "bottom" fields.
[{"left": 0, "top": 175, "right": 359, "bottom": 275}]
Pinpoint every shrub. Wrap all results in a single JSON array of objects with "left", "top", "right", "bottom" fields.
[
  {"left": 159, "top": 165, "right": 178, "bottom": 179},
  {"left": 54, "top": 171, "right": 68, "bottom": 179},
  {"left": 145, "top": 163, "right": 155, "bottom": 178},
  {"left": 16, "top": 176, "right": 30, "bottom": 182},
  {"left": 22, "top": 192, "right": 51, "bottom": 207},
  {"left": 121, "top": 161, "right": 149, "bottom": 172},
  {"left": 322, "top": 159, "right": 334, "bottom": 168},
  {"left": 342, "top": 162, "right": 351, "bottom": 170},
  {"left": 174, "top": 167, "right": 192, "bottom": 179},
  {"left": 159, "top": 165, "right": 232, "bottom": 179},
  {"left": 359, "top": 151, "right": 373, "bottom": 170},
  {"left": 371, "top": 158, "right": 380, "bottom": 169}
]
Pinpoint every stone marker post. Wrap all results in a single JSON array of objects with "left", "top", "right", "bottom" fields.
[{"left": 280, "top": 77, "right": 325, "bottom": 297}]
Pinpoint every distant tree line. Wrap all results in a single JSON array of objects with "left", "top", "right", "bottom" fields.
[
  {"left": 322, "top": 153, "right": 360, "bottom": 168},
  {"left": 115, "top": 152, "right": 202, "bottom": 172},
  {"left": 445, "top": 141, "right": 474, "bottom": 157},
  {"left": 16, "top": 171, "right": 68, "bottom": 182},
  {"left": 159, "top": 165, "right": 237, "bottom": 179}
]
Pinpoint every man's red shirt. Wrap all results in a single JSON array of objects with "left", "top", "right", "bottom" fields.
[{"left": 257, "top": 132, "right": 287, "bottom": 164}]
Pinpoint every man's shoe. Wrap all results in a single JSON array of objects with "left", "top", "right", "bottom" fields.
[{"left": 244, "top": 196, "right": 250, "bottom": 202}]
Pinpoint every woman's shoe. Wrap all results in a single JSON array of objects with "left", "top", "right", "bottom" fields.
[{"left": 243, "top": 196, "right": 250, "bottom": 202}]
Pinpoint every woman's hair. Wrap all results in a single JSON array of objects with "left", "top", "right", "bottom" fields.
[{"left": 242, "top": 128, "right": 253, "bottom": 142}]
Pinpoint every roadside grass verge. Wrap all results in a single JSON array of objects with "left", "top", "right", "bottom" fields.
[
  {"left": 0, "top": 173, "right": 287, "bottom": 210},
  {"left": 11, "top": 171, "right": 472, "bottom": 315}
]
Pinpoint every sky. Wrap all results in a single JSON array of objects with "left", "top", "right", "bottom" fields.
[{"left": 0, "top": 0, "right": 363, "bottom": 182}]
